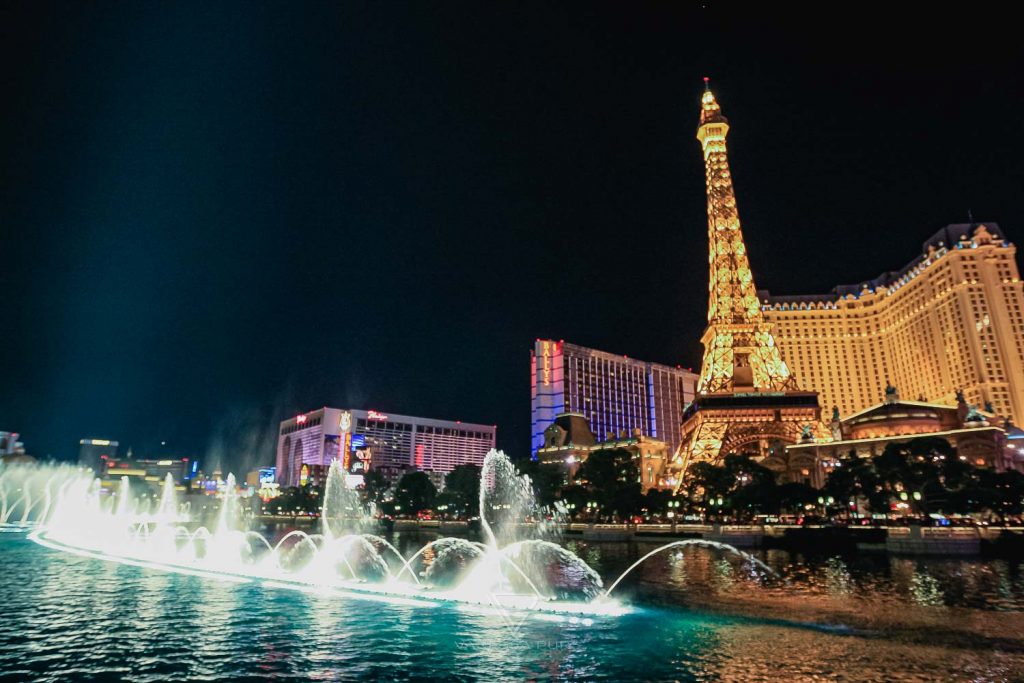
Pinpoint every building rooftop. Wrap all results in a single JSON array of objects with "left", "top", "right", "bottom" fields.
[
  {"left": 544, "top": 413, "right": 597, "bottom": 448},
  {"left": 551, "top": 340, "right": 696, "bottom": 375},
  {"left": 759, "top": 223, "right": 1009, "bottom": 305}
]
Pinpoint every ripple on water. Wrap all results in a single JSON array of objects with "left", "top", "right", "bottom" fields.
[{"left": 3, "top": 534, "right": 1024, "bottom": 682}]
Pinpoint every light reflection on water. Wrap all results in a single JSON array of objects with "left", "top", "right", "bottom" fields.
[
  {"left": 567, "top": 535, "right": 1024, "bottom": 610},
  {"left": 3, "top": 531, "right": 1024, "bottom": 682}
]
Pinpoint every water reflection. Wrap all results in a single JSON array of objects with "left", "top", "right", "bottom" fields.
[
  {"left": 4, "top": 533, "right": 1024, "bottom": 681},
  {"left": 823, "top": 556, "right": 852, "bottom": 595}
]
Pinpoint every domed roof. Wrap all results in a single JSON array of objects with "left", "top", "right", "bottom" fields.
[
  {"left": 846, "top": 400, "right": 947, "bottom": 427},
  {"left": 843, "top": 399, "right": 959, "bottom": 439}
]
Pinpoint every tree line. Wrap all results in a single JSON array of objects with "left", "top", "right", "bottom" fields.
[{"left": 264, "top": 436, "right": 1024, "bottom": 523}]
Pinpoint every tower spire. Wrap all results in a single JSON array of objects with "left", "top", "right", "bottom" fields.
[
  {"left": 699, "top": 78, "right": 726, "bottom": 126},
  {"left": 694, "top": 81, "right": 797, "bottom": 394}
]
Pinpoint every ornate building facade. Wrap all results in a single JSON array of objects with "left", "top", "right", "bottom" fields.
[
  {"left": 783, "top": 387, "right": 1024, "bottom": 485},
  {"left": 672, "top": 81, "right": 824, "bottom": 484},
  {"left": 536, "top": 412, "right": 672, "bottom": 492},
  {"left": 760, "top": 223, "right": 1024, "bottom": 423}
]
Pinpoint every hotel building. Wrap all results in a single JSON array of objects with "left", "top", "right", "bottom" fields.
[
  {"left": 760, "top": 223, "right": 1024, "bottom": 423},
  {"left": 275, "top": 407, "right": 496, "bottom": 488},
  {"left": 79, "top": 438, "right": 119, "bottom": 474},
  {"left": 530, "top": 339, "right": 698, "bottom": 458},
  {"left": 0, "top": 432, "right": 26, "bottom": 460},
  {"left": 100, "top": 454, "right": 192, "bottom": 485}
]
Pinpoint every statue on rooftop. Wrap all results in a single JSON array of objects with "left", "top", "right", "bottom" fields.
[{"left": 800, "top": 424, "right": 814, "bottom": 443}]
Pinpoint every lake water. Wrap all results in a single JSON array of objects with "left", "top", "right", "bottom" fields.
[{"left": 2, "top": 530, "right": 1023, "bottom": 682}]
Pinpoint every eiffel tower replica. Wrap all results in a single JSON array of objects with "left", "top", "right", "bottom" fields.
[{"left": 673, "top": 80, "right": 824, "bottom": 485}]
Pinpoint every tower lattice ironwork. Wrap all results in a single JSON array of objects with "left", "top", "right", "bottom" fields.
[
  {"left": 672, "top": 81, "right": 824, "bottom": 488},
  {"left": 696, "top": 80, "right": 797, "bottom": 395}
]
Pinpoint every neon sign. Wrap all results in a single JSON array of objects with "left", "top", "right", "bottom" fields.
[
  {"left": 296, "top": 414, "right": 308, "bottom": 424},
  {"left": 342, "top": 432, "right": 352, "bottom": 470},
  {"left": 542, "top": 341, "right": 554, "bottom": 386},
  {"left": 367, "top": 410, "right": 388, "bottom": 421}
]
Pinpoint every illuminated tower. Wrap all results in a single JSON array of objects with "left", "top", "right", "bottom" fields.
[
  {"left": 696, "top": 79, "right": 796, "bottom": 394},
  {"left": 673, "top": 80, "right": 824, "bottom": 486}
]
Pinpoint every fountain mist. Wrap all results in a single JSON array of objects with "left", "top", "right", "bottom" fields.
[{"left": 2, "top": 452, "right": 771, "bottom": 620}]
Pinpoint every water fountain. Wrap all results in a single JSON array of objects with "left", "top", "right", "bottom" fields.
[{"left": 2, "top": 452, "right": 772, "bottom": 620}]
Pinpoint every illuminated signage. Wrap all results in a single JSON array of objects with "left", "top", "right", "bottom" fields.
[
  {"left": 541, "top": 341, "right": 555, "bottom": 386},
  {"left": 296, "top": 414, "right": 308, "bottom": 424},
  {"left": 354, "top": 448, "right": 372, "bottom": 470},
  {"left": 300, "top": 464, "right": 309, "bottom": 486},
  {"left": 84, "top": 439, "right": 111, "bottom": 446},
  {"left": 339, "top": 411, "right": 353, "bottom": 469},
  {"left": 342, "top": 432, "right": 352, "bottom": 470},
  {"left": 157, "top": 460, "right": 173, "bottom": 466},
  {"left": 367, "top": 410, "right": 388, "bottom": 421}
]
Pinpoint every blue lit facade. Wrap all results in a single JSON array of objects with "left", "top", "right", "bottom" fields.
[{"left": 530, "top": 339, "right": 697, "bottom": 458}]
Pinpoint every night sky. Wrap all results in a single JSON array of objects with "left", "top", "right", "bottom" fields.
[{"left": 2, "top": 3, "right": 1022, "bottom": 471}]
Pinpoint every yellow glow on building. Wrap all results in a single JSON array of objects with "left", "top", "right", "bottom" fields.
[{"left": 761, "top": 223, "right": 1024, "bottom": 423}]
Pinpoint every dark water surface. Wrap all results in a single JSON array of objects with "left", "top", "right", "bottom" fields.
[{"left": 2, "top": 530, "right": 1023, "bottom": 682}]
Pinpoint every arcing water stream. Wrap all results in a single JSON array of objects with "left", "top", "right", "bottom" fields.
[{"left": 1, "top": 452, "right": 770, "bottom": 620}]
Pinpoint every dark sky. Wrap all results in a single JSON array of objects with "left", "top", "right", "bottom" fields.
[{"left": 2, "top": 3, "right": 1022, "bottom": 471}]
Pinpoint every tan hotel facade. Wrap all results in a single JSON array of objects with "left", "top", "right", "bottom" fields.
[{"left": 760, "top": 223, "right": 1024, "bottom": 423}]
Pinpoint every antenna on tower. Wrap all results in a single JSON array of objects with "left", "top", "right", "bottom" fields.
[{"left": 703, "top": 76, "right": 711, "bottom": 92}]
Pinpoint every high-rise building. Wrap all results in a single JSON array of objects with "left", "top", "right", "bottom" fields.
[
  {"left": 1, "top": 432, "right": 22, "bottom": 456},
  {"left": 530, "top": 339, "right": 697, "bottom": 458},
  {"left": 761, "top": 222, "right": 1024, "bottom": 423},
  {"left": 276, "top": 407, "right": 496, "bottom": 488},
  {"left": 672, "top": 81, "right": 824, "bottom": 484},
  {"left": 79, "top": 438, "right": 119, "bottom": 474},
  {"left": 100, "top": 455, "right": 191, "bottom": 485}
]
